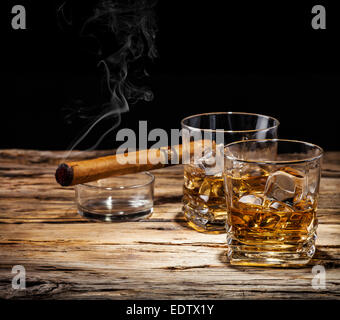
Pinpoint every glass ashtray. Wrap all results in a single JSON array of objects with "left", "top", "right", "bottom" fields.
[{"left": 75, "top": 172, "right": 155, "bottom": 221}]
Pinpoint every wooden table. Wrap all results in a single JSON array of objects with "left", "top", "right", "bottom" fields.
[{"left": 0, "top": 149, "right": 339, "bottom": 299}]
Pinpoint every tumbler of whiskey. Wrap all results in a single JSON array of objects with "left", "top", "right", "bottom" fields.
[
  {"left": 181, "top": 112, "right": 279, "bottom": 233},
  {"left": 224, "top": 139, "right": 323, "bottom": 266}
]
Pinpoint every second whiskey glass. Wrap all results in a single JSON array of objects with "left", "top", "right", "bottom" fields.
[{"left": 181, "top": 112, "right": 279, "bottom": 233}]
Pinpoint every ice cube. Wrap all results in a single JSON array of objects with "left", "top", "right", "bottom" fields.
[
  {"left": 184, "top": 176, "right": 197, "bottom": 190},
  {"left": 196, "top": 147, "right": 224, "bottom": 176},
  {"left": 185, "top": 164, "right": 206, "bottom": 178},
  {"left": 264, "top": 169, "right": 300, "bottom": 202},
  {"left": 266, "top": 200, "right": 294, "bottom": 213},
  {"left": 279, "top": 167, "right": 306, "bottom": 203},
  {"left": 210, "top": 179, "right": 224, "bottom": 198},
  {"left": 239, "top": 194, "right": 263, "bottom": 206},
  {"left": 235, "top": 194, "right": 264, "bottom": 214},
  {"left": 184, "top": 172, "right": 204, "bottom": 190},
  {"left": 198, "top": 178, "right": 211, "bottom": 202}
]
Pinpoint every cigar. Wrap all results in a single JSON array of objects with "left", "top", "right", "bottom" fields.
[{"left": 55, "top": 140, "right": 213, "bottom": 186}]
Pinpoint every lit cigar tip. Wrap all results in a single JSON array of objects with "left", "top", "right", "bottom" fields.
[{"left": 55, "top": 163, "right": 74, "bottom": 186}]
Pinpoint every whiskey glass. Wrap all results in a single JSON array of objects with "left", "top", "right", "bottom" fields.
[
  {"left": 181, "top": 112, "right": 279, "bottom": 233},
  {"left": 224, "top": 139, "right": 323, "bottom": 267}
]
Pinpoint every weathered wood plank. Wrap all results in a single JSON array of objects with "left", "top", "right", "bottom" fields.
[{"left": 0, "top": 149, "right": 339, "bottom": 299}]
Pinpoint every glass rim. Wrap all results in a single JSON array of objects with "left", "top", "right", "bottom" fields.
[
  {"left": 224, "top": 139, "right": 324, "bottom": 165},
  {"left": 181, "top": 111, "right": 280, "bottom": 134},
  {"left": 77, "top": 171, "right": 155, "bottom": 191}
]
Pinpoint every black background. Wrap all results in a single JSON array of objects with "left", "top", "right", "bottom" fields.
[{"left": 0, "top": 0, "right": 339, "bottom": 150}]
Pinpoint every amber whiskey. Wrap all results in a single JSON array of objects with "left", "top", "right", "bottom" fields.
[
  {"left": 225, "top": 166, "right": 318, "bottom": 266},
  {"left": 183, "top": 164, "right": 227, "bottom": 233}
]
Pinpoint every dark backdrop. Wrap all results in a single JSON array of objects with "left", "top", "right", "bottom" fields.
[{"left": 0, "top": 0, "right": 339, "bottom": 150}]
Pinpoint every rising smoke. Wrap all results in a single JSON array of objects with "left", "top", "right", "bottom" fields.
[{"left": 58, "top": 0, "right": 158, "bottom": 157}]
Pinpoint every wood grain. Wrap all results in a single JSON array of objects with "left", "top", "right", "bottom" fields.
[{"left": 0, "top": 149, "right": 339, "bottom": 299}]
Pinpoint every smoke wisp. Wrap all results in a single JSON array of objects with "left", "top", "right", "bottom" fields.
[{"left": 58, "top": 0, "right": 158, "bottom": 157}]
